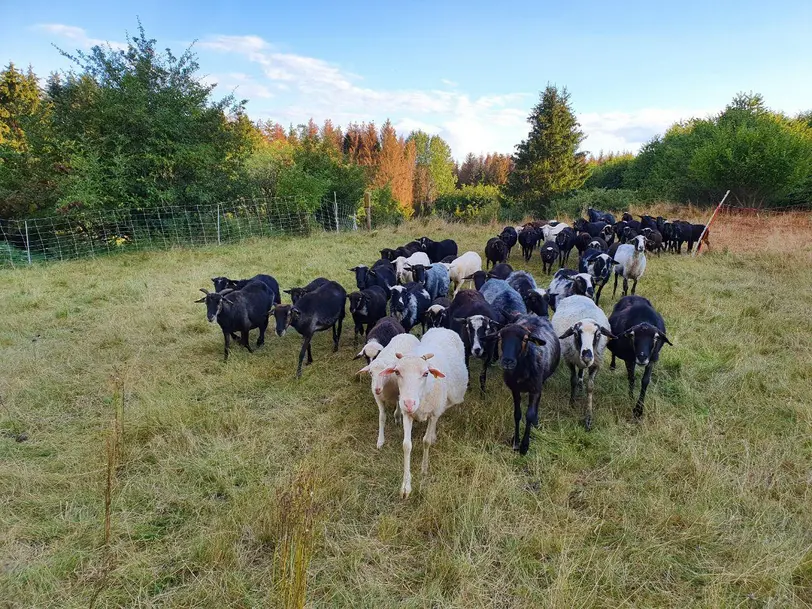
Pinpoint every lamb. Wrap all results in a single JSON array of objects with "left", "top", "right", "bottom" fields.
[
  {"left": 494, "top": 314, "right": 560, "bottom": 455},
  {"left": 211, "top": 274, "right": 281, "bottom": 306},
  {"left": 447, "top": 251, "right": 483, "bottom": 296},
  {"left": 499, "top": 227, "right": 518, "bottom": 258},
  {"left": 547, "top": 269, "right": 594, "bottom": 311},
  {"left": 540, "top": 240, "right": 560, "bottom": 274},
  {"left": 555, "top": 227, "right": 577, "bottom": 267},
  {"left": 552, "top": 295, "right": 616, "bottom": 430},
  {"left": 488, "top": 262, "right": 514, "bottom": 280},
  {"left": 485, "top": 237, "right": 509, "bottom": 269},
  {"left": 389, "top": 282, "right": 431, "bottom": 333},
  {"left": 376, "top": 328, "right": 468, "bottom": 497},
  {"left": 195, "top": 281, "right": 274, "bottom": 361},
  {"left": 356, "top": 333, "right": 421, "bottom": 449},
  {"left": 579, "top": 252, "right": 617, "bottom": 305},
  {"left": 407, "top": 263, "right": 450, "bottom": 301},
  {"left": 348, "top": 286, "right": 388, "bottom": 341},
  {"left": 607, "top": 295, "right": 673, "bottom": 417},
  {"left": 612, "top": 235, "right": 647, "bottom": 297},
  {"left": 284, "top": 277, "right": 330, "bottom": 304},
  {"left": 272, "top": 280, "right": 347, "bottom": 378},
  {"left": 354, "top": 316, "right": 406, "bottom": 364},
  {"left": 418, "top": 237, "right": 458, "bottom": 263},
  {"left": 479, "top": 278, "right": 527, "bottom": 324},
  {"left": 395, "top": 252, "right": 431, "bottom": 284}
]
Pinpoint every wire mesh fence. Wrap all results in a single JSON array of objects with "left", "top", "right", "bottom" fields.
[{"left": 0, "top": 195, "right": 362, "bottom": 268}]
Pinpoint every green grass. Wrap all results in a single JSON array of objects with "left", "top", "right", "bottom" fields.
[{"left": 1, "top": 218, "right": 812, "bottom": 607}]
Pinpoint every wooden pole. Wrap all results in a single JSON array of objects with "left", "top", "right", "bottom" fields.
[
  {"left": 364, "top": 191, "right": 372, "bottom": 230},
  {"left": 693, "top": 189, "right": 730, "bottom": 256}
]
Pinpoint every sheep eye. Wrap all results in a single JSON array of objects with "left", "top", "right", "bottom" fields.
[
  {"left": 394, "top": 370, "right": 400, "bottom": 376},
  {"left": 422, "top": 371, "right": 429, "bottom": 377}
]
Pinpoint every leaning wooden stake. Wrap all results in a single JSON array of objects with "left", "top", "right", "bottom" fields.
[{"left": 693, "top": 189, "right": 730, "bottom": 256}]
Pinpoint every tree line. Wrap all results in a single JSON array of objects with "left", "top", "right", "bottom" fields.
[{"left": 2, "top": 23, "right": 811, "bottom": 226}]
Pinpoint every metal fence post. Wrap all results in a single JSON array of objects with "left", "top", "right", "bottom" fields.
[
  {"left": 217, "top": 203, "right": 221, "bottom": 245},
  {"left": 24, "top": 220, "right": 32, "bottom": 265},
  {"left": 333, "top": 192, "right": 339, "bottom": 233},
  {"left": 365, "top": 191, "right": 372, "bottom": 230}
]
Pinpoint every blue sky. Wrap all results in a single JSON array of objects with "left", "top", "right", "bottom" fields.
[{"left": 2, "top": 0, "right": 811, "bottom": 158}]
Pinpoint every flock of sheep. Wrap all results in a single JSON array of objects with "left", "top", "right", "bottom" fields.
[{"left": 195, "top": 207, "right": 704, "bottom": 498}]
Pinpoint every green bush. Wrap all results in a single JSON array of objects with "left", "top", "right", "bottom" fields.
[
  {"left": 357, "top": 184, "right": 406, "bottom": 228},
  {"left": 434, "top": 184, "right": 501, "bottom": 223},
  {"left": 549, "top": 188, "right": 642, "bottom": 218}
]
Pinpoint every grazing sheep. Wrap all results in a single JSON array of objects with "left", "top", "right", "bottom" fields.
[
  {"left": 485, "top": 237, "right": 509, "bottom": 269},
  {"left": 612, "top": 235, "right": 647, "bottom": 297},
  {"left": 548, "top": 269, "right": 595, "bottom": 311},
  {"left": 540, "top": 240, "right": 560, "bottom": 274},
  {"left": 419, "top": 237, "right": 458, "bottom": 263},
  {"left": 494, "top": 314, "right": 560, "bottom": 455},
  {"left": 377, "top": 328, "right": 468, "bottom": 497},
  {"left": 195, "top": 281, "right": 274, "bottom": 361},
  {"left": 395, "top": 252, "right": 432, "bottom": 284},
  {"left": 357, "top": 333, "right": 420, "bottom": 449},
  {"left": 488, "top": 262, "right": 514, "bottom": 280},
  {"left": 354, "top": 316, "right": 406, "bottom": 364},
  {"left": 272, "top": 281, "right": 347, "bottom": 378},
  {"left": 552, "top": 295, "right": 616, "bottom": 430},
  {"left": 607, "top": 295, "right": 673, "bottom": 417},
  {"left": 499, "top": 227, "right": 518, "bottom": 258},
  {"left": 211, "top": 274, "right": 281, "bottom": 306},
  {"left": 348, "top": 286, "right": 389, "bottom": 341},
  {"left": 408, "top": 263, "right": 451, "bottom": 301},
  {"left": 284, "top": 277, "right": 330, "bottom": 304},
  {"left": 389, "top": 283, "right": 432, "bottom": 333},
  {"left": 479, "top": 278, "right": 527, "bottom": 324},
  {"left": 447, "top": 251, "right": 483, "bottom": 296},
  {"left": 555, "top": 227, "right": 577, "bottom": 267},
  {"left": 640, "top": 215, "right": 658, "bottom": 231}
]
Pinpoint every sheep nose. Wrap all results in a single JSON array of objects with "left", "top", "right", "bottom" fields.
[
  {"left": 374, "top": 387, "right": 382, "bottom": 395},
  {"left": 403, "top": 399, "right": 416, "bottom": 412},
  {"left": 207, "top": 315, "right": 216, "bottom": 323},
  {"left": 501, "top": 358, "right": 516, "bottom": 370},
  {"left": 472, "top": 348, "right": 483, "bottom": 357},
  {"left": 581, "top": 349, "right": 593, "bottom": 362}
]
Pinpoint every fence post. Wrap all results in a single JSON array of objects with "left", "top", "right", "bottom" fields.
[
  {"left": 693, "top": 189, "right": 730, "bottom": 256},
  {"left": 24, "top": 220, "right": 32, "bottom": 265},
  {"left": 333, "top": 192, "right": 339, "bottom": 233},
  {"left": 365, "top": 191, "right": 371, "bottom": 230},
  {"left": 217, "top": 204, "right": 221, "bottom": 245}
]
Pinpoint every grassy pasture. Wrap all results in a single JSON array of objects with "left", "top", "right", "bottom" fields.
[{"left": 1, "top": 213, "right": 812, "bottom": 608}]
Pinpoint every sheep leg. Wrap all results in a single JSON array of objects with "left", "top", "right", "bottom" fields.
[
  {"left": 622, "top": 277, "right": 629, "bottom": 297},
  {"left": 241, "top": 330, "right": 253, "bottom": 353},
  {"left": 257, "top": 317, "right": 268, "bottom": 347},
  {"left": 594, "top": 283, "right": 603, "bottom": 305},
  {"left": 568, "top": 364, "right": 578, "bottom": 405},
  {"left": 613, "top": 272, "right": 620, "bottom": 296},
  {"left": 631, "top": 278, "right": 637, "bottom": 295},
  {"left": 610, "top": 353, "right": 617, "bottom": 370},
  {"left": 373, "top": 393, "right": 387, "bottom": 449},
  {"left": 520, "top": 392, "right": 541, "bottom": 456},
  {"left": 585, "top": 367, "right": 597, "bottom": 431},
  {"left": 625, "top": 359, "right": 636, "bottom": 400},
  {"left": 480, "top": 346, "right": 494, "bottom": 392},
  {"left": 306, "top": 342, "right": 313, "bottom": 364},
  {"left": 634, "top": 363, "right": 654, "bottom": 418},
  {"left": 400, "top": 414, "right": 413, "bottom": 498},
  {"left": 296, "top": 335, "right": 313, "bottom": 378},
  {"left": 511, "top": 389, "right": 522, "bottom": 451},
  {"left": 332, "top": 321, "right": 340, "bottom": 352},
  {"left": 222, "top": 329, "right": 231, "bottom": 362},
  {"left": 421, "top": 415, "right": 439, "bottom": 476}
]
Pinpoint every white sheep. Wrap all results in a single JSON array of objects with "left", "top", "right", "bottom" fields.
[
  {"left": 551, "top": 295, "right": 616, "bottom": 430},
  {"left": 446, "top": 251, "right": 482, "bottom": 296},
  {"left": 612, "top": 235, "right": 647, "bottom": 297},
  {"left": 394, "top": 252, "right": 431, "bottom": 284},
  {"left": 378, "top": 328, "right": 468, "bottom": 498},
  {"left": 541, "top": 222, "right": 570, "bottom": 242},
  {"left": 357, "top": 333, "right": 420, "bottom": 449}
]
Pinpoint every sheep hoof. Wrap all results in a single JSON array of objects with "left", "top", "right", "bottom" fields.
[
  {"left": 376, "top": 440, "right": 384, "bottom": 450},
  {"left": 400, "top": 484, "right": 411, "bottom": 499},
  {"left": 584, "top": 417, "right": 592, "bottom": 432}
]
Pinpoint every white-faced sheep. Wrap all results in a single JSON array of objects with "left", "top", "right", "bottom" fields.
[
  {"left": 612, "top": 235, "right": 647, "bottom": 297},
  {"left": 395, "top": 251, "right": 431, "bottom": 284},
  {"left": 357, "top": 332, "right": 420, "bottom": 449},
  {"left": 552, "top": 295, "right": 616, "bottom": 430},
  {"left": 377, "top": 328, "right": 468, "bottom": 498}
]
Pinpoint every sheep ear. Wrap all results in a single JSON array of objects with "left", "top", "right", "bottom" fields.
[
  {"left": 199, "top": 288, "right": 210, "bottom": 295},
  {"left": 353, "top": 350, "right": 365, "bottom": 360},
  {"left": 657, "top": 332, "right": 673, "bottom": 346},
  {"left": 558, "top": 327, "right": 576, "bottom": 339},
  {"left": 428, "top": 367, "right": 445, "bottom": 378},
  {"left": 379, "top": 367, "right": 396, "bottom": 376},
  {"left": 349, "top": 267, "right": 357, "bottom": 272},
  {"left": 421, "top": 353, "right": 434, "bottom": 361},
  {"left": 527, "top": 336, "right": 547, "bottom": 346},
  {"left": 356, "top": 365, "right": 370, "bottom": 375},
  {"left": 599, "top": 326, "right": 617, "bottom": 339},
  {"left": 283, "top": 289, "right": 292, "bottom": 294}
]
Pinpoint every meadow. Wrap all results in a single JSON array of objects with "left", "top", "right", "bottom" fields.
[{"left": 1, "top": 211, "right": 812, "bottom": 608}]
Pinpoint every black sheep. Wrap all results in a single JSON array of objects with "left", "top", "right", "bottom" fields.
[
  {"left": 446, "top": 289, "right": 500, "bottom": 391},
  {"left": 518, "top": 228, "right": 540, "bottom": 261},
  {"left": 641, "top": 228, "right": 664, "bottom": 256},
  {"left": 284, "top": 277, "right": 330, "bottom": 304},
  {"left": 354, "top": 316, "right": 406, "bottom": 363},
  {"left": 348, "top": 286, "right": 388, "bottom": 341},
  {"left": 686, "top": 223, "right": 709, "bottom": 253},
  {"left": 365, "top": 264, "right": 397, "bottom": 292},
  {"left": 423, "top": 296, "right": 452, "bottom": 329},
  {"left": 494, "top": 314, "right": 560, "bottom": 455},
  {"left": 572, "top": 219, "right": 610, "bottom": 238},
  {"left": 211, "top": 274, "right": 281, "bottom": 305},
  {"left": 640, "top": 215, "right": 658, "bottom": 231},
  {"left": 485, "top": 237, "right": 508, "bottom": 269},
  {"left": 195, "top": 281, "right": 274, "bottom": 361},
  {"left": 574, "top": 232, "right": 594, "bottom": 256},
  {"left": 273, "top": 281, "right": 347, "bottom": 378},
  {"left": 488, "top": 262, "right": 514, "bottom": 280},
  {"left": 555, "top": 227, "right": 577, "bottom": 267},
  {"left": 579, "top": 251, "right": 617, "bottom": 305},
  {"left": 588, "top": 207, "right": 616, "bottom": 225},
  {"left": 540, "top": 240, "right": 560, "bottom": 274},
  {"left": 499, "top": 227, "right": 518, "bottom": 258},
  {"left": 419, "top": 237, "right": 458, "bottom": 263},
  {"left": 607, "top": 296, "right": 673, "bottom": 417}
]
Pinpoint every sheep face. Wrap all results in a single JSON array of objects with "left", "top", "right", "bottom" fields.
[
  {"left": 573, "top": 274, "right": 595, "bottom": 299},
  {"left": 381, "top": 353, "right": 445, "bottom": 414},
  {"left": 524, "top": 289, "right": 550, "bottom": 317},
  {"left": 559, "top": 320, "right": 615, "bottom": 368},
  {"left": 283, "top": 287, "right": 307, "bottom": 304},
  {"left": 348, "top": 292, "right": 367, "bottom": 315},
  {"left": 389, "top": 286, "right": 408, "bottom": 321},
  {"left": 272, "top": 304, "right": 294, "bottom": 337},
  {"left": 424, "top": 304, "right": 447, "bottom": 329},
  {"left": 408, "top": 264, "right": 428, "bottom": 284},
  {"left": 622, "top": 322, "right": 672, "bottom": 366},
  {"left": 349, "top": 266, "right": 369, "bottom": 290},
  {"left": 195, "top": 290, "right": 227, "bottom": 323},
  {"left": 498, "top": 324, "right": 545, "bottom": 371},
  {"left": 632, "top": 235, "right": 646, "bottom": 252},
  {"left": 462, "top": 315, "right": 500, "bottom": 358},
  {"left": 211, "top": 276, "right": 232, "bottom": 292}
]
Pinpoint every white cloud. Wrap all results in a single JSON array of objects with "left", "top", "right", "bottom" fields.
[
  {"left": 202, "top": 72, "right": 274, "bottom": 100},
  {"left": 441, "top": 78, "right": 458, "bottom": 88},
  {"left": 35, "top": 23, "right": 126, "bottom": 51}
]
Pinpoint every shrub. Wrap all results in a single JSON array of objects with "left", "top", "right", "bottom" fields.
[
  {"left": 549, "top": 188, "right": 642, "bottom": 219},
  {"left": 434, "top": 184, "right": 501, "bottom": 223},
  {"left": 357, "top": 184, "right": 407, "bottom": 228}
]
